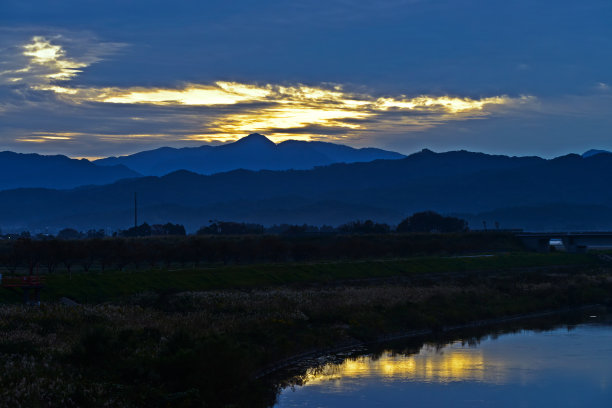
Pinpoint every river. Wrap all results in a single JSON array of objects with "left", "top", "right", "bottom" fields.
[{"left": 275, "top": 313, "right": 612, "bottom": 407}]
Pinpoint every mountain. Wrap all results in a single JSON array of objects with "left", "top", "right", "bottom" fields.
[
  {"left": 582, "top": 149, "right": 610, "bottom": 158},
  {"left": 94, "top": 133, "right": 406, "bottom": 175},
  {"left": 0, "top": 151, "right": 140, "bottom": 190},
  {"left": 5, "top": 149, "right": 612, "bottom": 232}
]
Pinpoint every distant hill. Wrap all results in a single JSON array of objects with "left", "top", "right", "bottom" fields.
[
  {"left": 6, "top": 149, "right": 612, "bottom": 232},
  {"left": 0, "top": 151, "right": 140, "bottom": 191},
  {"left": 94, "top": 133, "right": 406, "bottom": 176},
  {"left": 582, "top": 149, "right": 611, "bottom": 158}
]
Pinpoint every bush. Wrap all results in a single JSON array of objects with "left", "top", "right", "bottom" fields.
[{"left": 397, "top": 211, "right": 468, "bottom": 233}]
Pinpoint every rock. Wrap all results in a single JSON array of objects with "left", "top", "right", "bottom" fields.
[{"left": 60, "top": 297, "right": 79, "bottom": 306}]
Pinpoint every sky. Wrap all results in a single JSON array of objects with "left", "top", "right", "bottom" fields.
[{"left": 1, "top": 0, "right": 611, "bottom": 159}]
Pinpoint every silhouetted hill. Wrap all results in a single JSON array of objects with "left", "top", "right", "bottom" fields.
[
  {"left": 5, "top": 149, "right": 612, "bottom": 232},
  {"left": 94, "top": 133, "right": 406, "bottom": 175},
  {"left": 582, "top": 149, "right": 611, "bottom": 158},
  {"left": 0, "top": 152, "right": 140, "bottom": 190}
]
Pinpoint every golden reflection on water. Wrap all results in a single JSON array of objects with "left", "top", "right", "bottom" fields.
[{"left": 303, "top": 342, "right": 508, "bottom": 387}]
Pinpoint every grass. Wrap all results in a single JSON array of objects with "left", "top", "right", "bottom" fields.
[
  {"left": 0, "top": 251, "right": 598, "bottom": 304},
  {"left": 0, "top": 250, "right": 609, "bottom": 407}
]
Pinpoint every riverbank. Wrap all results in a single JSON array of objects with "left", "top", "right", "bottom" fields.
[
  {"left": 274, "top": 309, "right": 612, "bottom": 408},
  {"left": 255, "top": 304, "right": 605, "bottom": 380},
  {"left": 0, "top": 253, "right": 610, "bottom": 407}
]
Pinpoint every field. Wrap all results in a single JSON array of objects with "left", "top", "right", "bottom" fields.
[
  {"left": 0, "top": 251, "right": 599, "bottom": 304},
  {"left": 0, "top": 235, "right": 611, "bottom": 407}
]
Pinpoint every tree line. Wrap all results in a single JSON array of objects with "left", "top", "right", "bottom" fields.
[
  {"left": 3, "top": 211, "right": 469, "bottom": 241},
  {"left": 201, "top": 211, "right": 469, "bottom": 235},
  {"left": 0, "top": 230, "right": 522, "bottom": 276},
  {"left": 0, "top": 211, "right": 492, "bottom": 276}
]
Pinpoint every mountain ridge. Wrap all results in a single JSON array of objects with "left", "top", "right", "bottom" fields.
[
  {"left": 0, "top": 151, "right": 140, "bottom": 190},
  {"left": 3, "top": 148, "right": 612, "bottom": 232},
  {"left": 94, "top": 133, "right": 406, "bottom": 176}
]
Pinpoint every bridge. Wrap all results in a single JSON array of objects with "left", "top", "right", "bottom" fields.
[
  {"left": 1, "top": 275, "right": 45, "bottom": 305},
  {"left": 516, "top": 232, "right": 612, "bottom": 253}
]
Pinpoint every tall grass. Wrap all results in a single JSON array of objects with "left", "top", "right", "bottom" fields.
[{"left": 0, "top": 259, "right": 610, "bottom": 407}]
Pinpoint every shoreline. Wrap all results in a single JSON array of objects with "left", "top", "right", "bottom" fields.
[
  {"left": 254, "top": 304, "right": 604, "bottom": 380},
  {"left": 0, "top": 253, "right": 610, "bottom": 407}
]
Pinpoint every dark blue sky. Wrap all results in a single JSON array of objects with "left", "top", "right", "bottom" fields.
[{"left": 1, "top": 0, "right": 611, "bottom": 158}]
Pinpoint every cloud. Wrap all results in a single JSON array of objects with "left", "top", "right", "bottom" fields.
[
  {"left": 0, "top": 31, "right": 534, "bottom": 157},
  {"left": 0, "top": 33, "right": 123, "bottom": 86},
  {"left": 36, "top": 81, "right": 530, "bottom": 143}
]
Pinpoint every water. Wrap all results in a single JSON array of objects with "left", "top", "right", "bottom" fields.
[{"left": 275, "top": 316, "right": 612, "bottom": 407}]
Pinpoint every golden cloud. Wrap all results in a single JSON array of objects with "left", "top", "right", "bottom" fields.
[
  {"left": 5, "top": 34, "right": 534, "bottom": 150},
  {"left": 0, "top": 35, "right": 123, "bottom": 87},
  {"left": 22, "top": 36, "right": 89, "bottom": 81},
  {"left": 36, "top": 80, "right": 530, "bottom": 144}
]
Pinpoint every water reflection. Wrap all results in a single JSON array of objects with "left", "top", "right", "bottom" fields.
[
  {"left": 276, "top": 314, "right": 612, "bottom": 407},
  {"left": 304, "top": 345, "right": 502, "bottom": 386}
]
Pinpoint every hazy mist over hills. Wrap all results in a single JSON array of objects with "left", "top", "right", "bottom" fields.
[
  {"left": 0, "top": 151, "right": 140, "bottom": 190},
  {"left": 2, "top": 147, "right": 612, "bottom": 232},
  {"left": 94, "top": 133, "right": 406, "bottom": 176}
]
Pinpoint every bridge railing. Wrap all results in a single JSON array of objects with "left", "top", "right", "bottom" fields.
[{"left": 1, "top": 275, "right": 46, "bottom": 288}]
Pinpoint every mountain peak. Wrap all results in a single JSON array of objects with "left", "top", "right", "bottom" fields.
[
  {"left": 233, "top": 133, "right": 276, "bottom": 146},
  {"left": 95, "top": 133, "right": 406, "bottom": 175}
]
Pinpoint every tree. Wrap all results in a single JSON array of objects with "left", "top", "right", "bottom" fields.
[
  {"left": 338, "top": 220, "right": 390, "bottom": 234},
  {"left": 57, "top": 228, "right": 82, "bottom": 240},
  {"left": 93, "top": 239, "right": 115, "bottom": 272},
  {"left": 57, "top": 240, "right": 77, "bottom": 278},
  {"left": 14, "top": 238, "right": 39, "bottom": 275},
  {"left": 77, "top": 240, "right": 96, "bottom": 273},
  {"left": 39, "top": 239, "right": 61, "bottom": 274},
  {"left": 151, "top": 223, "right": 186, "bottom": 236},
  {"left": 86, "top": 229, "right": 106, "bottom": 239},
  {"left": 120, "top": 223, "right": 152, "bottom": 237},
  {"left": 0, "top": 244, "right": 19, "bottom": 274},
  {"left": 197, "top": 221, "right": 263, "bottom": 235},
  {"left": 397, "top": 211, "right": 468, "bottom": 233}
]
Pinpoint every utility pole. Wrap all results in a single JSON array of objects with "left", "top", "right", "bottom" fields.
[{"left": 134, "top": 192, "right": 138, "bottom": 228}]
